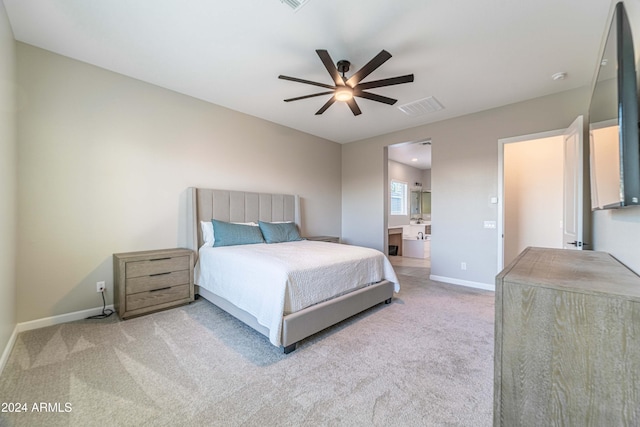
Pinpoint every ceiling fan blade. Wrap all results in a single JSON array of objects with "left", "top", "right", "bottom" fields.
[
  {"left": 355, "top": 74, "right": 414, "bottom": 91},
  {"left": 284, "top": 91, "right": 335, "bottom": 102},
  {"left": 346, "top": 98, "right": 362, "bottom": 116},
  {"left": 316, "top": 50, "right": 344, "bottom": 86},
  {"left": 315, "top": 97, "right": 336, "bottom": 115},
  {"left": 345, "top": 50, "right": 392, "bottom": 87},
  {"left": 354, "top": 91, "right": 397, "bottom": 105},
  {"left": 279, "top": 75, "right": 335, "bottom": 90}
]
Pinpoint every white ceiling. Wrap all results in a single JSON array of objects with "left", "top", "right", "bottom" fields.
[
  {"left": 4, "top": 0, "right": 614, "bottom": 146},
  {"left": 388, "top": 140, "right": 432, "bottom": 170}
]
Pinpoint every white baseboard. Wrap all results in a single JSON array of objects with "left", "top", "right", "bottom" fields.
[
  {"left": 429, "top": 275, "right": 495, "bottom": 291},
  {"left": 15, "top": 304, "right": 115, "bottom": 333},
  {"left": 0, "top": 325, "right": 19, "bottom": 378},
  {"left": 0, "top": 304, "right": 114, "bottom": 377}
]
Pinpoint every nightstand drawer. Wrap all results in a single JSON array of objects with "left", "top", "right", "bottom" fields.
[
  {"left": 304, "top": 236, "right": 340, "bottom": 243},
  {"left": 126, "top": 270, "right": 190, "bottom": 295},
  {"left": 114, "top": 248, "right": 194, "bottom": 319},
  {"left": 126, "top": 256, "right": 190, "bottom": 278},
  {"left": 126, "top": 284, "right": 191, "bottom": 311}
]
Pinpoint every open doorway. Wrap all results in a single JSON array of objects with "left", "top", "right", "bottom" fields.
[
  {"left": 387, "top": 139, "right": 432, "bottom": 269},
  {"left": 498, "top": 115, "right": 586, "bottom": 270},
  {"left": 502, "top": 134, "right": 564, "bottom": 266}
]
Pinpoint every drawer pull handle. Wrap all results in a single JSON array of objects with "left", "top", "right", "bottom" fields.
[
  {"left": 150, "top": 257, "right": 171, "bottom": 261},
  {"left": 150, "top": 287, "right": 171, "bottom": 292},
  {"left": 149, "top": 272, "right": 171, "bottom": 277}
]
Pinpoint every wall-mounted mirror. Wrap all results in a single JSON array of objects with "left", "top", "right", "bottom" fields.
[
  {"left": 422, "top": 191, "right": 431, "bottom": 214},
  {"left": 410, "top": 189, "right": 432, "bottom": 216},
  {"left": 410, "top": 189, "right": 422, "bottom": 215}
]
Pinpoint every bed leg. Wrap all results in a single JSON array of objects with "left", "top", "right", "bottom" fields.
[
  {"left": 385, "top": 298, "right": 392, "bottom": 304},
  {"left": 283, "top": 343, "right": 296, "bottom": 354}
]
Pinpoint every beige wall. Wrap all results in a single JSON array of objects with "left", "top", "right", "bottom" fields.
[
  {"left": 16, "top": 43, "right": 342, "bottom": 323},
  {"left": 343, "top": 88, "right": 589, "bottom": 286},
  {"left": 504, "top": 136, "right": 564, "bottom": 266},
  {"left": 593, "top": 208, "right": 640, "bottom": 271},
  {"left": 0, "top": 2, "right": 17, "bottom": 356}
]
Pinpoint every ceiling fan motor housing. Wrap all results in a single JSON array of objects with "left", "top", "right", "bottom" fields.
[{"left": 337, "top": 60, "right": 351, "bottom": 76}]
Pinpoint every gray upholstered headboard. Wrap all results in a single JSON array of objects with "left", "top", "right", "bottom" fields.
[{"left": 186, "top": 188, "right": 301, "bottom": 255}]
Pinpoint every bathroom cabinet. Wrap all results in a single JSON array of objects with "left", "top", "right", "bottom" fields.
[{"left": 388, "top": 227, "right": 403, "bottom": 256}]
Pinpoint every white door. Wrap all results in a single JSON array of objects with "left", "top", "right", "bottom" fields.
[{"left": 562, "top": 116, "right": 584, "bottom": 250}]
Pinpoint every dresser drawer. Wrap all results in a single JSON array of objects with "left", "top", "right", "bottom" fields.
[
  {"left": 126, "top": 270, "right": 190, "bottom": 295},
  {"left": 125, "top": 255, "right": 189, "bottom": 278},
  {"left": 126, "top": 284, "right": 191, "bottom": 312}
]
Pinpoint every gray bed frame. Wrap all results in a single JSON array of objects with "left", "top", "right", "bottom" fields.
[{"left": 186, "top": 187, "right": 394, "bottom": 353}]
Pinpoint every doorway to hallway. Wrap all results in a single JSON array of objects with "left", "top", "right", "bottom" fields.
[
  {"left": 498, "top": 116, "right": 587, "bottom": 270},
  {"left": 502, "top": 134, "right": 564, "bottom": 266}
]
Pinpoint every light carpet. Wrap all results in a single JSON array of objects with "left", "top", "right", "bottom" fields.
[{"left": 0, "top": 264, "right": 494, "bottom": 426}]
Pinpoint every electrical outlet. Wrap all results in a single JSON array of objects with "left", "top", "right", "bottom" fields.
[
  {"left": 461, "top": 262, "right": 467, "bottom": 271},
  {"left": 96, "top": 281, "right": 106, "bottom": 293}
]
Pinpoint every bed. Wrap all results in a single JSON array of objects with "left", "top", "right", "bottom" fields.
[{"left": 186, "top": 188, "right": 399, "bottom": 353}]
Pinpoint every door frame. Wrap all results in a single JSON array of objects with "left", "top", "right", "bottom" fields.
[
  {"left": 562, "top": 115, "right": 585, "bottom": 250},
  {"left": 497, "top": 129, "right": 565, "bottom": 272}
]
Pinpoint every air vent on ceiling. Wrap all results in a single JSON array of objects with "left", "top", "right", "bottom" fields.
[
  {"left": 280, "top": 0, "right": 311, "bottom": 11},
  {"left": 398, "top": 96, "right": 445, "bottom": 116}
]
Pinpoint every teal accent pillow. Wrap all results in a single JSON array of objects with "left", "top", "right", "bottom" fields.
[
  {"left": 258, "top": 221, "right": 303, "bottom": 244},
  {"left": 212, "top": 220, "right": 265, "bottom": 247}
]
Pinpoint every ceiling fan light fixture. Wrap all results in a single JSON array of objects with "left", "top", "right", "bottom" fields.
[{"left": 334, "top": 86, "right": 353, "bottom": 102}]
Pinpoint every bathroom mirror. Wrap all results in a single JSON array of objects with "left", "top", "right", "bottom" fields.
[
  {"left": 421, "top": 191, "right": 431, "bottom": 214},
  {"left": 411, "top": 189, "right": 431, "bottom": 215},
  {"left": 410, "top": 190, "right": 422, "bottom": 215}
]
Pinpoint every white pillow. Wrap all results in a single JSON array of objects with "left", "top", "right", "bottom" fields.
[
  {"left": 201, "top": 221, "right": 214, "bottom": 248},
  {"left": 200, "top": 220, "right": 258, "bottom": 248}
]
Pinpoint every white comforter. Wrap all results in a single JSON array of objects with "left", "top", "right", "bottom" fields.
[{"left": 196, "top": 240, "right": 399, "bottom": 346}]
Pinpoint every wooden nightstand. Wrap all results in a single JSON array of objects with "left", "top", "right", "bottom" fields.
[
  {"left": 113, "top": 248, "right": 194, "bottom": 319},
  {"left": 304, "top": 236, "right": 340, "bottom": 243}
]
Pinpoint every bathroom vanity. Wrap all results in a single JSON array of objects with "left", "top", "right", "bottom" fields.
[
  {"left": 388, "top": 223, "right": 431, "bottom": 259},
  {"left": 388, "top": 227, "right": 403, "bottom": 256}
]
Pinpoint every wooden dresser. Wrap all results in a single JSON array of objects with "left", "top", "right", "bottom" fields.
[
  {"left": 113, "top": 248, "right": 194, "bottom": 319},
  {"left": 494, "top": 247, "right": 640, "bottom": 426}
]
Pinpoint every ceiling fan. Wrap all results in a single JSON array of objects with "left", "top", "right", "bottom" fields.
[{"left": 278, "top": 49, "right": 414, "bottom": 116}]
